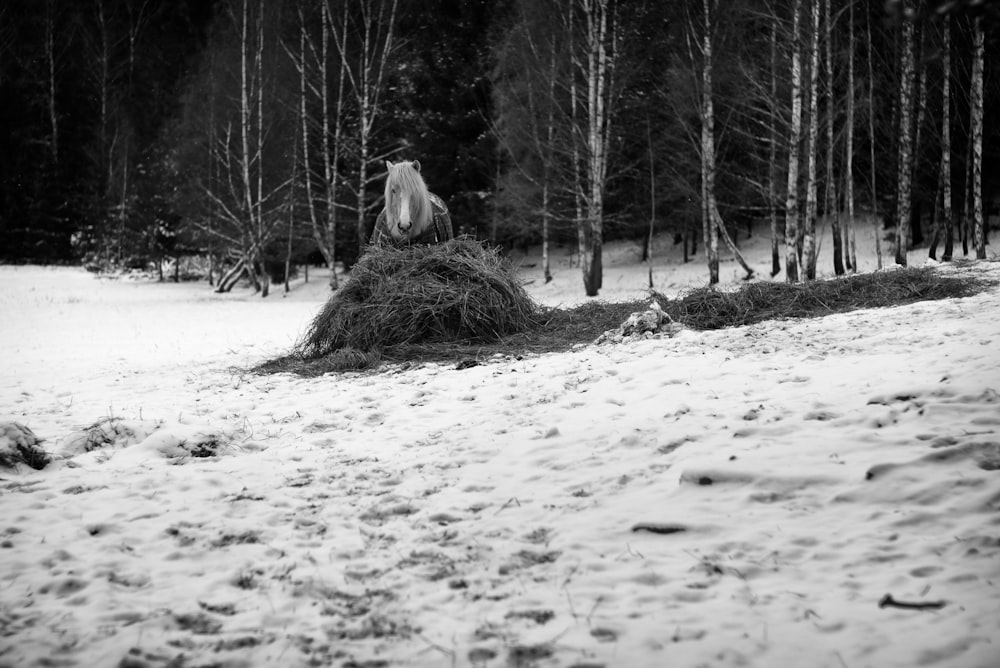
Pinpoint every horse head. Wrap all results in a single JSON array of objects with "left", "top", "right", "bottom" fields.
[{"left": 384, "top": 160, "right": 431, "bottom": 242}]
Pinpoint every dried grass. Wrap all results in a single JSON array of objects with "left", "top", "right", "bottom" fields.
[
  {"left": 257, "top": 259, "right": 992, "bottom": 376},
  {"left": 657, "top": 265, "right": 987, "bottom": 330},
  {"left": 297, "top": 239, "right": 537, "bottom": 356}
]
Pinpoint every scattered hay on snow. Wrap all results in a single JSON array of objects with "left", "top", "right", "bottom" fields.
[
  {"left": 295, "top": 239, "right": 538, "bottom": 359},
  {"left": 59, "top": 419, "right": 241, "bottom": 462},
  {"left": 0, "top": 422, "right": 50, "bottom": 470},
  {"left": 59, "top": 417, "right": 160, "bottom": 456}
]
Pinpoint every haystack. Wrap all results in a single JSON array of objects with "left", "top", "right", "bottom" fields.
[{"left": 298, "top": 239, "right": 538, "bottom": 359}]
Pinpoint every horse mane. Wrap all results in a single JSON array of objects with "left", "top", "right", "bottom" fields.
[{"left": 385, "top": 161, "right": 431, "bottom": 229}]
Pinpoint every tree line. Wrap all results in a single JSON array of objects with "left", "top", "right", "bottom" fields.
[{"left": 0, "top": 0, "right": 995, "bottom": 296}]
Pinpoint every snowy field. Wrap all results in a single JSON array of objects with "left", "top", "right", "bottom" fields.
[{"left": 2, "top": 224, "right": 1000, "bottom": 668}]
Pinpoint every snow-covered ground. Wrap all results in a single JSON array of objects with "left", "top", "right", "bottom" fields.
[{"left": 2, "top": 222, "right": 999, "bottom": 668}]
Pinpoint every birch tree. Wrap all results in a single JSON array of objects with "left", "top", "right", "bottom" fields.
[
  {"left": 290, "top": 1, "right": 345, "bottom": 288},
  {"left": 970, "top": 14, "right": 985, "bottom": 260},
  {"left": 183, "top": 0, "right": 292, "bottom": 296},
  {"left": 700, "top": 0, "right": 719, "bottom": 285},
  {"left": 784, "top": 0, "right": 804, "bottom": 282},
  {"left": 321, "top": 0, "right": 347, "bottom": 286},
  {"left": 929, "top": 15, "right": 952, "bottom": 262},
  {"left": 768, "top": 9, "right": 781, "bottom": 277},
  {"left": 44, "top": 0, "right": 60, "bottom": 164},
  {"left": 824, "top": 0, "right": 843, "bottom": 275},
  {"left": 844, "top": 0, "right": 857, "bottom": 272},
  {"left": 490, "top": 3, "right": 563, "bottom": 283},
  {"left": 866, "top": 7, "right": 883, "bottom": 268},
  {"left": 330, "top": 0, "right": 399, "bottom": 259},
  {"left": 893, "top": 2, "right": 915, "bottom": 266},
  {"left": 803, "top": 0, "right": 820, "bottom": 280},
  {"left": 577, "top": 0, "right": 616, "bottom": 296},
  {"left": 698, "top": 0, "right": 754, "bottom": 285},
  {"left": 238, "top": 0, "right": 267, "bottom": 293}
]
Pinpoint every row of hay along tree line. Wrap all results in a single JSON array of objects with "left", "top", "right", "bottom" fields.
[
  {"left": 1, "top": 1, "right": 995, "bottom": 296},
  {"left": 262, "top": 238, "right": 993, "bottom": 374}
]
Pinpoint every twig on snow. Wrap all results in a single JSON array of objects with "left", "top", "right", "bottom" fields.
[{"left": 877, "top": 593, "right": 947, "bottom": 610}]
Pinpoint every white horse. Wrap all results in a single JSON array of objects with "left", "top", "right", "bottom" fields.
[{"left": 369, "top": 160, "right": 453, "bottom": 246}]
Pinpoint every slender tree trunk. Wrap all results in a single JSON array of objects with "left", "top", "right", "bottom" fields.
[
  {"left": 803, "top": 0, "right": 820, "bottom": 280},
  {"left": 894, "top": 2, "right": 915, "bottom": 266},
  {"left": 845, "top": 0, "right": 857, "bottom": 272},
  {"left": 970, "top": 16, "right": 985, "bottom": 259},
  {"left": 542, "top": 45, "right": 556, "bottom": 284},
  {"left": 118, "top": 153, "right": 129, "bottom": 264},
  {"left": 297, "top": 7, "right": 321, "bottom": 279},
  {"left": 769, "top": 13, "right": 781, "bottom": 277},
  {"left": 940, "top": 16, "right": 954, "bottom": 261},
  {"left": 322, "top": 0, "right": 344, "bottom": 288},
  {"left": 567, "top": 2, "right": 589, "bottom": 293},
  {"left": 255, "top": 0, "right": 269, "bottom": 297},
  {"left": 701, "top": 0, "right": 719, "bottom": 285},
  {"left": 581, "top": 0, "right": 612, "bottom": 296},
  {"left": 928, "top": 154, "right": 944, "bottom": 258},
  {"left": 45, "top": 0, "right": 58, "bottom": 163},
  {"left": 961, "top": 122, "right": 971, "bottom": 255},
  {"left": 866, "top": 6, "right": 883, "bottom": 268},
  {"left": 910, "top": 30, "right": 928, "bottom": 247},
  {"left": 647, "top": 118, "right": 655, "bottom": 289},
  {"left": 95, "top": 0, "right": 110, "bottom": 199},
  {"left": 240, "top": 0, "right": 255, "bottom": 285},
  {"left": 285, "top": 134, "right": 296, "bottom": 294},
  {"left": 784, "top": 0, "right": 803, "bottom": 283},
  {"left": 824, "top": 0, "right": 843, "bottom": 275},
  {"left": 701, "top": 156, "right": 717, "bottom": 284},
  {"left": 206, "top": 52, "right": 217, "bottom": 286}
]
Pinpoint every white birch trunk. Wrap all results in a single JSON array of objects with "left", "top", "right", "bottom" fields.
[
  {"left": 701, "top": 0, "right": 719, "bottom": 285},
  {"left": 824, "top": 0, "right": 843, "bottom": 275},
  {"left": 866, "top": 7, "right": 883, "bottom": 268},
  {"left": 803, "top": 0, "right": 820, "bottom": 280},
  {"left": 581, "top": 0, "right": 612, "bottom": 296},
  {"left": 566, "top": 2, "right": 585, "bottom": 276},
  {"left": 769, "top": 15, "right": 780, "bottom": 277},
  {"left": 971, "top": 16, "right": 985, "bottom": 260},
  {"left": 941, "top": 16, "right": 954, "bottom": 261},
  {"left": 543, "top": 45, "right": 556, "bottom": 284},
  {"left": 784, "top": 0, "right": 803, "bottom": 283},
  {"left": 894, "top": 3, "right": 915, "bottom": 266},
  {"left": 845, "top": 0, "right": 857, "bottom": 272},
  {"left": 297, "top": 7, "right": 322, "bottom": 281},
  {"left": 322, "top": 0, "right": 344, "bottom": 288}
]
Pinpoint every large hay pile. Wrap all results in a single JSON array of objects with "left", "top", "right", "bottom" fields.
[{"left": 297, "top": 239, "right": 538, "bottom": 359}]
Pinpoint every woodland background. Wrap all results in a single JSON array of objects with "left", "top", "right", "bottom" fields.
[{"left": 0, "top": 0, "right": 996, "bottom": 296}]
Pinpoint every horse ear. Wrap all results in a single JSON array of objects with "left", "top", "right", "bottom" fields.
[
  {"left": 385, "top": 160, "right": 394, "bottom": 171},
  {"left": 412, "top": 160, "right": 420, "bottom": 172}
]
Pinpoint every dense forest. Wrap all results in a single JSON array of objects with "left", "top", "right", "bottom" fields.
[{"left": 1, "top": 0, "right": 996, "bottom": 296}]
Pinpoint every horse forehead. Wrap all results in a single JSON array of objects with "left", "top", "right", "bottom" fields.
[{"left": 389, "top": 162, "right": 422, "bottom": 186}]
